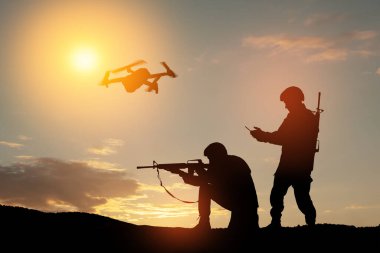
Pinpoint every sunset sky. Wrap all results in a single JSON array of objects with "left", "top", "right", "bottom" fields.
[{"left": 0, "top": 0, "right": 379, "bottom": 228}]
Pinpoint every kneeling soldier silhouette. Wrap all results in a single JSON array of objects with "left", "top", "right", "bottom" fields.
[{"left": 179, "top": 142, "right": 259, "bottom": 231}]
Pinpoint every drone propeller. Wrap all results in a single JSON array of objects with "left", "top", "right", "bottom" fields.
[{"left": 161, "top": 62, "right": 177, "bottom": 78}]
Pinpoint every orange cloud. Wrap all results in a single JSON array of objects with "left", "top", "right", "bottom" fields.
[
  {"left": 80, "top": 159, "right": 123, "bottom": 171},
  {"left": 348, "top": 30, "right": 377, "bottom": 41},
  {"left": 138, "top": 182, "right": 193, "bottom": 193},
  {"left": 306, "top": 48, "right": 348, "bottom": 62},
  {"left": 17, "top": 135, "right": 32, "bottom": 141},
  {"left": 344, "top": 204, "right": 380, "bottom": 210},
  {"left": 304, "top": 13, "right": 346, "bottom": 27},
  {"left": 87, "top": 146, "right": 116, "bottom": 156},
  {"left": 243, "top": 34, "right": 339, "bottom": 62},
  {"left": 95, "top": 198, "right": 229, "bottom": 225},
  {"left": 104, "top": 138, "right": 124, "bottom": 147},
  {"left": 87, "top": 138, "right": 125, "bottom": 156},
  {"left": 351, "top": 49, "right": 376, "bottom": 58},
  {"left": 0, "top": 158, "right": 139, "bottom": 212},
  {"left": 0, "top": 141, "right": 24, "bottom": 149},
  {"left": 243, "top": 35, "right": 332, "bottom": 51},
  {"left": 15, "top": 155, "right": 35, "bottom": 160},
  {"left": 243, "top": 30, "right": 379, "bottom": 63}
]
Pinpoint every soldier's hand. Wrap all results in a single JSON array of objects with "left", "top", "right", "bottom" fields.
[
  {"left": 250, "top": 127, "right": 267, "bottom": 142},
  {"left": 177, "top": 170, "right": 188, "bottom": 178},
  {"left": 250, "top": 126, "right": 262, "bottom": 138},
  {"left": 194, "top": 167, "right": 206, "bottom": 176}
]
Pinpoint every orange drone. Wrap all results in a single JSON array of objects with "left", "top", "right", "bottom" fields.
[{"left": 100, "top": 60, "right": 177, "bottom": 94}]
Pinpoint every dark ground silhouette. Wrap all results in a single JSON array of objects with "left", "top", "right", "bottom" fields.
[{"left": 1, "top": 205, "right": 378, "bottom": 252}]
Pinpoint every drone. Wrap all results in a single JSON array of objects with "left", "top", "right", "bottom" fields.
[{"left": 100, "top": 60, "right": 177, "bottom": 94}]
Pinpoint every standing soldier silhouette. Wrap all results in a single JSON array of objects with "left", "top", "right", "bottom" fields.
[{"left": 249, "top": 86, "right": 318, "bottom": 228}]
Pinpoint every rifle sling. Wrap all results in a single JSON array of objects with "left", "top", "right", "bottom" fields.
[{"left": 156, "top": 167, "right": 198, "bottom": 204}]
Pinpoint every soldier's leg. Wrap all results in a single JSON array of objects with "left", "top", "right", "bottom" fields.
[
  {"left": 198, "top": 184, "right": 211, "bottom": 217},
  {"left": 194, "top": 184, "right": 211, "bottom": 229},
  {"left": 206, "top": 188, "right": 249, "bottom": 230},
  {"left": 293, "top": 177, "right": 316, "bottom": 226},
  {"left": 269, "top": 176, "right": 291, "bottom": 227},
  {"left": 208, "top": 188, "right": 260, "bottom": 231},
  {"left": 228, "top": 206, "right": 259, "bottom": 231}
]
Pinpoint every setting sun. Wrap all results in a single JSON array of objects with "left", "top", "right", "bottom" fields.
[{"left": 72, "top": 48, "right": 97, "bottom": 71}]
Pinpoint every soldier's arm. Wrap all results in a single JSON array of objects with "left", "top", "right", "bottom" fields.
[
  {"left": 180, "top": 174, "right": 205, "bottom": 186},
  {"left": 253, "top": 118, "right": 288, "bottom": 145}
]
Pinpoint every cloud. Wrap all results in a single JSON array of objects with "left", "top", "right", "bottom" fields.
[
  {"left": 351, "top": 49, "right": 376, "bottom": 58},
  {"left": 80, "top": 159, "right": 123, "bottom": 172},
  {"left": 138, "top": 182, "right": 193, "bottom": 193},
  {"left": 96, "top": 198, "right": 228, "bottom": 223},
  {"left": 15, "top": 155, "right": 34, "bottom": 160},
  {"left": 306, "top": 48, "right": 348, "bottom": 62},
  {"left": 348, "top": 30, "right": 377, "bottom": 41},
  {"left": 17, "top": 135, "right": 32, "bottom": 141},
  {"left": 243, "top": 34, "right": 341, "bottom": 62},
  {"left": 0, "top": 158, "right": 139, "bottom": 212},
  {"left": 104, "top": 138, "right": 124, "bottom": 147},
  {"left": 344, "top": 204, "right": 380, "bottom": 210},
  {"left": 304, "top": 13, "right": 346, "bottom": 27},
  {"left": 243, "top": 30, "right": 378, "bottom": 62},
  {"left": 87, "top": 146, "right": 116, "bottom": 156},
  {"left": 0, "top": 141, "right": 24, "bottom": 149},
  {"left": 243, "top": 35, "right": 332, "bottom": 51},
  {"left": 0, "top": 135, "right": 32, "bottom": 149},
  {"left": 376, "top": 67, "right": 380, "bottom": 76},
  {"left": 263, "top": 156, "right": 279, "bottom": 165},
  {"left": 87, "top": 138, "right": 125, "bottom": 156}
]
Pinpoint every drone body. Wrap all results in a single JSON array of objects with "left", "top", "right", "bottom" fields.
[{"left": 100, "top": 60, "right": 177, "bottom": 94}]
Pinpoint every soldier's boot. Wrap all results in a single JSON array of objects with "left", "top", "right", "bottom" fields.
[
  {"left": 306, "top": 214, "right": 316, "bottom": 227},
  {"left": 193, "top": 216, "right": 211, "bottom": 231},
  {"left": 228, "top": 211, "right": 259, "bottom": 232},
  {"left": 264, "top": 218, "right": 281, "bottom": 229}
]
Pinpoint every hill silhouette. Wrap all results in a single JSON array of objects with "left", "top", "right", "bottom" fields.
[{"left": 1, "top": 205, "right": 378, "bottom": 252}]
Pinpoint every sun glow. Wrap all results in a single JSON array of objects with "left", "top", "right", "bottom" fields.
[{"left": 72, "top": 48, "right": 97, "bottom": 72}]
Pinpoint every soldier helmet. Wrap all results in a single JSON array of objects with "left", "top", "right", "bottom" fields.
[
  {"left": 204, "top": 142, "right": 227, "bottom": 157},
  {"left": 280, "top": 86, "right": 304, "bottom": 102}
]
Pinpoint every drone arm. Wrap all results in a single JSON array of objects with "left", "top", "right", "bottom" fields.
[
  {"left": 149, "top": 73, "right": 165, "bottom": 79},
  {"left": 110, "top": 60, "right": 147, "bottom": 74},
  {"left": 110, "top": 65, "right": 130, "bottom": 74}
]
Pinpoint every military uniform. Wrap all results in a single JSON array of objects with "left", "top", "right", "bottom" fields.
[
  {"left": 182, "top": 143, "right": 259, "bottom": 230},
  {"left": 261, "top": 104, "right": 317, "bottom": 226},
  {"left": 251, "top": 86, "right": 318, "bottom": 227}
]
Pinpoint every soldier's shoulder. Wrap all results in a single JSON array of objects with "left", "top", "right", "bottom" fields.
[
  {"left": 304, "top": 107, "right": 315, "bottom": 116},
  {"left": 228, "top": 154, "right": 245, "bottom": 161},
  {"left": 228, "top": 155, "right": 251, "bottom": 168}
]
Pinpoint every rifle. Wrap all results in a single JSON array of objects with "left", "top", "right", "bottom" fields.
[
  {"left": 309, "top": 92, "right": 324, "bottom": 174},
  {"left": 137, "top": 159, "right": 209, "bottom": 203},
  {"left": 314, "top": 92, "right": 324, "bottom": 153},
  {"left": 137, "top": 159, "right": 208, "bottom": 176}
]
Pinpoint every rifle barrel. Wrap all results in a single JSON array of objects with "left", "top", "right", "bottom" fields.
[
  {"left": 137, "top": 162, "right": 208, "bottom": 170},
  {"left": 137, "top": 165, "right": 155, "bottom": 169},
  {"left": 157, "top": 163, "right": 189, "bottom": 170}
]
